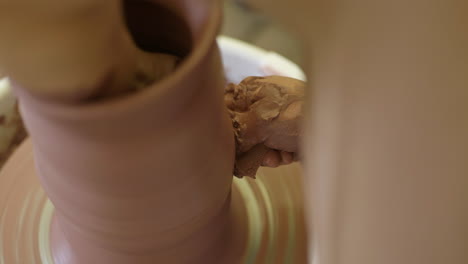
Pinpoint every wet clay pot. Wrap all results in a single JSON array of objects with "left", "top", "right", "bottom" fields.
[
  {"left": 0, "top": 1, "right": 308, "bottom": 263},
  {"left": 12, "top": 0, "right": 235, "bottom": 263}
]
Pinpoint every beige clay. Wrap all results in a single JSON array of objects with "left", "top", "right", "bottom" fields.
[{"left": 225, "top": 76, "right": 305, "bottom": 177}]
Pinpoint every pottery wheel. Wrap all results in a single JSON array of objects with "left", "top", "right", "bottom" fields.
[
  {"left": 0, "top": 37, "right": 307, "bottom": 263},
  {"left": 0, "top": 139, "right": 307, "bottom": 263}
]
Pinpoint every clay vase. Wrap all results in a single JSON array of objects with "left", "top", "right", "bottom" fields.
[
  {"left": 12, "top": 0, "right": 235, "bottom": 263},
  {"left": 0, "top": 1, "right": 308, "bottom": 263}
]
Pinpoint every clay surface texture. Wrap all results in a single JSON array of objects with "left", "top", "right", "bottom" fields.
[{"left": 225, "top": 76, "right": 305, "bottom": 178}]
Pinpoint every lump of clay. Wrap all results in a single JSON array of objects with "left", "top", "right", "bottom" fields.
[{"left": 224, "top": 76, "right": 305, "bottom": 178}]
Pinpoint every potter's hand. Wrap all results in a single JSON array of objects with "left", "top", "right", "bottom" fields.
[
  {"left": 224, "top": 76, "right": 305, "bottom": 178},
  {"left": 0, "top": 0, "right": 178, "bottom": 101}
]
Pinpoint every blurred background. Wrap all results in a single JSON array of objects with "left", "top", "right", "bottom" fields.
[{"left": 222, "top": 0, "right": 303, "bottom": 67}]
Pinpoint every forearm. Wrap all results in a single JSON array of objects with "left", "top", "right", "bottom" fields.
[{"left": 0, "top": 0, "right": 137, "bottom": 100}]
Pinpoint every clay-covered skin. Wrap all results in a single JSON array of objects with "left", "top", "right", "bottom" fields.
[{"left": 225, "top": 76, "right": 305, "bottom": 178}]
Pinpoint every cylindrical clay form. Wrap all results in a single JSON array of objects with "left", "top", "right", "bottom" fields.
[
  {"left": 301, "top": 1, "right": 468, "bottom": 264},
  {"left": 13, "top": 0, "right": 235, "bottom": 263}
]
